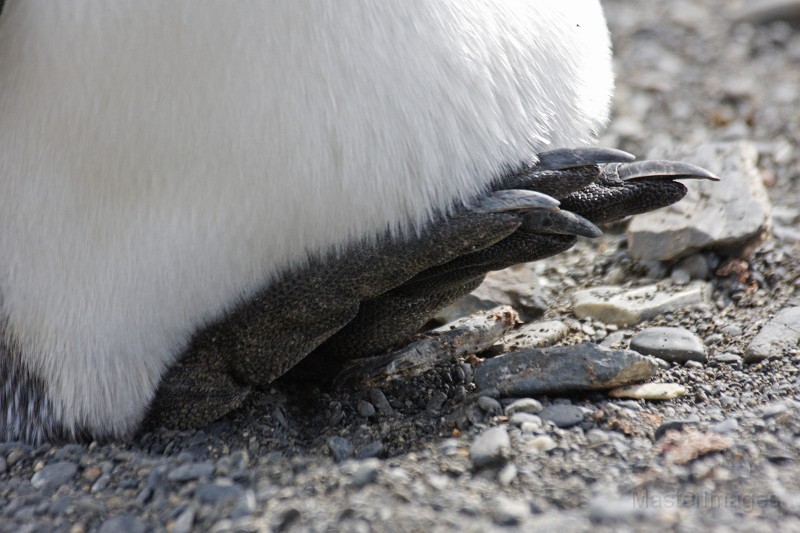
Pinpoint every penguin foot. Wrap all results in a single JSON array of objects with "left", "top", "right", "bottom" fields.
[
  {"left": 145, "top": 188, "right": 564, "bottom": 428},
  {"left": 146, "top": 148, "right": 718, "bottom": 429}
]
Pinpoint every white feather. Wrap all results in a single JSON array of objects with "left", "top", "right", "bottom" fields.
[{"left": 0, "top": 0, "right": 612, "bottom": 437}]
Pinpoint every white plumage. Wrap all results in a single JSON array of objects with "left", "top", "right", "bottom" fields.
[{"left": 0, "top": 0, "right": 612, "bottom": 439}]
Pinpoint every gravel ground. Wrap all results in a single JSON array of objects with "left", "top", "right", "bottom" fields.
[{"left": 3, "top": 1, "right": 800, "bottom": 532}]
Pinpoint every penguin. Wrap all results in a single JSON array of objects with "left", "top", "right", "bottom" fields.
[{"left": 0, "top": 1, "right": 715, "bottom": 443}]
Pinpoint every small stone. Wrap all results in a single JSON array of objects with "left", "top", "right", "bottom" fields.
[
  {"left": 573, "top": 283, "right": 711, "bottom": 326},
  {"left": 713, "top": 352, "right": 743, "bottom": 364},
  {"left": 167, "top": 462, "right": 215, "bottom": 482},
  {"left": 351, "top": 459, "right": 381, "bottom": 488},
  {"left": 745, "top": 307, "right": 800, "bottom": 362},
  {"left": 31, "top": 461, "right": 78, "bottom": 490},
  {"left": 629, "top": 327, "right": 706, "bottom": 363},
  {"left": 529, "top": 436, "right": 557, "bottom": 452},
  {"left": 500, "top": 320, "right": 569, "bottom": 351},
  {"left": 98, "top": 516, "right": 147, "bottom": 533},
  {"left": 505, "top": 398, "right": 543, "bottom": 416},
  {"left": 368, "top": 389, "right": 393, "bottom": 415},
  {"left": 357, "top": 400, "right": 376, "bottom": 418},
  {"left": 670, "top": 269, "right": 691, "bottom": 285},
  {"left": 710, "top": 419, "right": 739, "bottom": 434},
  {"left": 169, "top": 506, "right": 196, "bottom": 533},
  {"left": 491, "top": 495, "right": 530, "bottom": 526},
  {"left": 497, "top": 463, "right": 518, "bottom": 486},
  {"left": 586, "top": 429, "right": 611, "bottom": 446},
  {"left": 6, "top": 449, "right": 25, "bottom": 467},
  {"left": 327, "top": 437, "right": 354, "bottom": 463},
  {"left": 91, "top": 474, "right": 111, "bottom": 493},
  {"left": 539, "top": 405, "right": 584, "bottom": 428},
  {"left": 609, "top": 383, "right": 687, "bottom": 401},
  {"left": 685, "top": 360, "right": 704, "bottom": 369},
  {"left": 82, "top": 466, "right": 102, "bottom": 483},
  {"left": 509, "top": 412, "right": 543, "bottom": 429},
  {"left": 426, "top": 391, "right": 448, "bottom": 414},
  {"left": 355, "top": 442, "right": 384, "bottom": 460},
  {"left": 674, "top": 255, "right": 710, "bottom": 280},
  {"left": 470, "top": 426, "right": 511, "bottom": 469},
  {"left": 654, "top": 419, "right": 699, "bottom": 441},
  {"left": 194, "top": 483, "right": 244, "bottom": 505},
  {"left": 477, "top": 396, "right": 503, "bottom": 415}
]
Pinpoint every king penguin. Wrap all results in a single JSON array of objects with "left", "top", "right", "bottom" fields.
[{"left": 0, "top": 1, "right": 715, "bottom": 442}]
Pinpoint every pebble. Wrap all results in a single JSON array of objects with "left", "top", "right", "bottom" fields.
[
  {"left": 674, "top": 254, "right": 710, "bottom": 280},
  {"left": 477, "top": 396, "right": 503, "bottom": 415},
  {"left": 491, "top": 495, "right": 530, "bottom": 526},
  {"left": 351, "top": 459, "right": 381, "bottom": 488},
  {"left": 539, "top": 405, "right": 584, "bottom": 428},
  {"left": 167, "top": 462, "right": 215, "bottom": 482},
  {"left": 572, "top": 283, "right": 711, "bottom": 326},
  {"left": 745, "top": 307, "right": 800, "bottom": 362},
  {"left": 654, "top": 419, "right": 700, "bottom": 441},
  {"left": 170, "top": 506, "right": 196, "bottom": 533},
  {"left": 710, "top": 419, "right": 740, "bottom": 434},
  {"left": 368, "top": 389, "right": 394, "bottom": 415},
  {"left": 630, "top": 327, "right": 706, "bottom": 363},
  {"left": 326, "top": 437, "right": 354, "bottom": 463},
  {"left": 497, "top": 463, "right": 518, "bottom": 486},
  {"left": 194, "top": 483, "right": 244, "bottom": 505},
  {"left": 470, "top": 426, "right": 511, "bottom": 469},
  {"left": 98, "top": 516, "right": 147, "bottom": 533},
  {"left": 31, "top": 461, "right": 78, "bottom": 490},
  {"left": 509, "top": 412, "right": 543, "bottom": 429},
  {"left": 355, "top": 442, "right": 384, "bottom": 460},
  {"left": 713, "top": 352, "right": 743, "bottom": 364},
  {"left": 505, "top": 398, "right": 543, "bottom": 416},
  {"left": 357, "top": 400, "right": 376, "bottom": 418},
  {"left": 500, "top": 320, "right": 570, "bottom": 351},
  {"left": 609, "top": 383, "right": 687, "bottom": 401},
  {"left": 628, "top": 142, "right": 771, "bottom": 261},
  {"left": 426, "top": 391, "right": 448, "bottom": 414},
  {"left": 529, "top": 436, "right": 558, "bottom": 452},
  {"left": 474, "top": 344, "right": 657, "bottom": 397}
]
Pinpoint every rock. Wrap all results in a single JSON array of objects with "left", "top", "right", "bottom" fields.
[
  {"left": 498, "top": 463, "right": 518, "bottom": 486},
  {"left": 572, "top": 283, "right": 712, "bottom": 326},
  {"left": 194, "top": 483, "right": 244, "bottom": 505},
  {"left": 471, "top": 264, "right": 549, "bottom": 321},
  {"left": 505, "top": 398, "right": 544, "bottom": 416},
  {"left": 426, "top": 391, "right": 448, "bottom": 414},
  {"left": 673, "top": 254, "right": 710, "bottom": 280},
  {"left": 474, "top": 344, "right": 658, "bottom": 397},
  {"left": 167, "top": 462, "right": 215, "bottom": 482},
  {"left": 658, "top": 429, "right": 733, "bottom": 465},
  {"left": 735, "top": 0, "right": 800, "bottom": 24},
  {"left": 170, "top": 506, "right": 196, "bottom": 533},
  {"left": 654, "top": 419, "right": 700, "bottom": 441},
  {"left": 762, "top": 402, "right": 791, "bottom": 418},
  {"left": 30, "top": 461, "right": 78, "bottom": 490},
  {"left": 529, "top": 436, "right": 558, "bottom": 452},
  {"left": 355, "top": 442, "right": 384, "bottom": 460},
  {"left": 499, "top": 320, "right": 569, "bottom": 351},
  {"left": 477, "top": 396, "right": 503, "bottom": 415},
  {"left": 609, "top": 383, "right": 687, "bottom": 401},
  {"left": 539, "top": 405, "right": 584, "bottom": 428},
  {"left": 335, "top": 307, "right": 518, "bottom": 389},
  {"left": 470, "top": 426, "right": 511, "bottom": 469},
  {"left": 628, "top": 142, "right": 771, "bottom": 261},
  {"left": 713, "top": 353, "right": 743, "bottom": 364},
  {"left": 351, "top": 459, "right": 381, "bottom": 488},
  {"left": 356, "top": 400, "right": 376, "bottom": 418},
  {"left": 629, "top": 327, "right": 706, "bottom": 363},
  {"left": 491, "top": 495, "right": 530, "bottom": 526},
  {"left": 509, "top": 413, "right": 543, "bottom": 430},
  {"left": 326, "top": 437, "right": 354, "bottom": 463},
  {"left": 745, "top": 307, "right": 800, "bottom": 362},
  {"left": 368, "top": 389, "right": 394, "bottom": 415},
  {"left": 98, "top": 516, "right": 147, "bottom": 533},
  {"left": 710, "top": 419, "right": 740, "bottom": 434}
]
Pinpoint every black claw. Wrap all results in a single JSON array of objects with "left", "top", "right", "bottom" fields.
[
  {"left": 472, "top": 189, "right": 559, "bottom": 214},
  {"left": 605, "top": 160, "right": 720, "bottom": 182},
  {"left": 521, "top": 210, "right": 602, "bottom": 238},
  {"left": 536, "top": 147, "right": 636, "bottom": 170}
]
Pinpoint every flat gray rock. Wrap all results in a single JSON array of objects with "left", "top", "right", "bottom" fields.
[
  {"left": 539, "top": 405, "right": 584, "bottom": 428},
  {"left": 630, "top": 327, "right": 707, "bottom": 363},
  {"left": 628, "top": 142, "right": 771, "bottom": 261},
  {"left": 745, "top": 307, "right": 800, "bottom": 362},
  {"left": 474, "top": 344, "right": 657, "bottom": 397},
  {"left": 499, "top": 320, "right": 570, "bottom": 351},
  {"left": 572, "top": 283, "right": 711, "bottom": 326}
]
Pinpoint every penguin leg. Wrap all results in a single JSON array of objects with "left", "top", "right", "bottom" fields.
[
  {"left": 145, "top": 189, "right": 561, "bottom": 429},
  {"left": 287, "top": 150, "right": 718, "bottom": 381}
]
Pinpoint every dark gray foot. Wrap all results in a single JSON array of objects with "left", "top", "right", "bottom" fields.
[{"left": 145, "top": 189, "right": 561, "bottom": 429}]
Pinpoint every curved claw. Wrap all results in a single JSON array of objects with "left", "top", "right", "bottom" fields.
[
  {"left": 536, "top": 147, "right": 636, "bottom": 170},
  {"left": 472, "top": 189, "right": 559, "bottom": 214},
  {"left": 521, "top": 209, "right": 602, "bottom": 238},
  {"left": 605, "top": 160, "right": 720, "bottom": 182}
]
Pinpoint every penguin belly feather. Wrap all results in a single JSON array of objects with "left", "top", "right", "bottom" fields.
[{"left": 0, "top": 0, "right": 612, "bottom": 440}]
